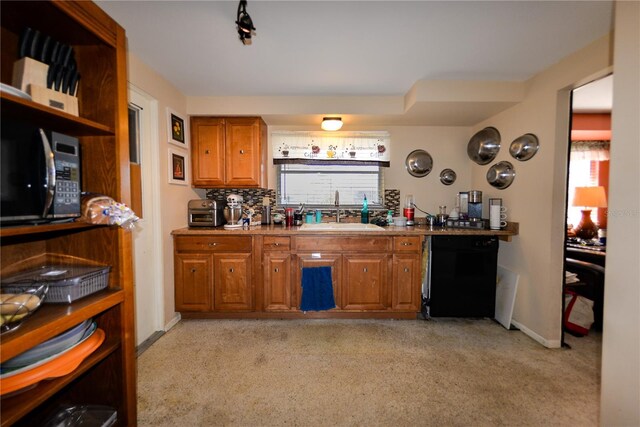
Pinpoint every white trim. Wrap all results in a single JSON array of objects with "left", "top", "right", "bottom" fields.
[
  {"left": 129, "top": 84, "right": 165, "bottom": 341},
  {"left": 511, "top": 319, "right": 562, "bottom": 349},
  {"left": 164, "top": 313, "right": 181, "bottom": 332}
]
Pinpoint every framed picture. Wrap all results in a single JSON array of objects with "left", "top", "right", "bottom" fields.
[
  {"left": 167, "top": 108, "right": 188, "bottom": 148},
  {"left": 168, "top": 148, "right": 189, "bottom": 185}
]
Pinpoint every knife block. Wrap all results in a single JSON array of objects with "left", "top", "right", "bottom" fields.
[{"left": 12, "top": 57, "right": 78, "bottom": 117}]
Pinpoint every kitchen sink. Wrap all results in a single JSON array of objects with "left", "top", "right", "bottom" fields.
[{"left": 299, "top": 222, "right": 384, "bottom": 231}]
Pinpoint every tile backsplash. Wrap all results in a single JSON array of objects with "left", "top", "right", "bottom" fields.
[{"left": 206, "top": 188, "right": 400, "bottom": 220}]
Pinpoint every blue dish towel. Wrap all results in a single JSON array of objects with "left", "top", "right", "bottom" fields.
[{"left": 300, "top": 266, "right": 336, "bottom": 311}]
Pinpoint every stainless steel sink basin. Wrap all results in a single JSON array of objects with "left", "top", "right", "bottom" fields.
[{"left": 299, "top": 222, "right": 384, "bottom": 231}]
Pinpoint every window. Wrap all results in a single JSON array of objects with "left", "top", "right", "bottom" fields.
[
  {"left": 567, "top": 139, "right": 610, "bottom": 229},
  {"left": 567, "top": 160, "right": 599, "bottom": 228},
  {"left": 277, "top": 164, "right": 383, "bottom": 207}
]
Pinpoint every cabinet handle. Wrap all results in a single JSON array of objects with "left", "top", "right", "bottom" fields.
[
  {"left": 274, "top": 267, "right": 279, "bottom": 273},
  {"left": 402, "top": 242, "right": 412, "bottom": 246},
  {"left": 404, "top": 267, "right": 410, "bottom": 273},
  {"left": 240, "top": 150, "right": 245, "bottom": 154},
  {"left": 363, "top": 267, "right": 368, "bottom": 273},
  {"left": 274, "top": 242, "right": 280, "bottom": 246},
  {"left": 208, "top": 242, "right": 217, "bottom": 247},
  {"left": 190, "top": 268, "right": 197, "bottom": 273},
  {"left": 205, "top": 149, "right": 210, "bottom": 154},
  {"left": 229, "top": 268, "right": 234, "bottom": 273}
]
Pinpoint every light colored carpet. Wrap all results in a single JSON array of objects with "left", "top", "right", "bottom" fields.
[{"left": 137, "top": 319, "right": 601, "bottom": 427}]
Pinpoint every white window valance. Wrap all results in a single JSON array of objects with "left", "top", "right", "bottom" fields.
[
  {"left": 570, "top": 140, "right": 610, "bottom": 161},
  {"left": 272, "top": 131, "right": 391, "bottom": 166}
]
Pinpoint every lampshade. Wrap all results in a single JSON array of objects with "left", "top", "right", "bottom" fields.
[
  {"left": 321, "top": 117, "right": 343, "bottom": 131},
  {"left": 572, "top": 186, "right": 608, "bottom": 208}
]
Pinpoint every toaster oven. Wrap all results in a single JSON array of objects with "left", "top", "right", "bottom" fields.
[{"left": 188, "top": 199, "right": 225, "bottom": 227}]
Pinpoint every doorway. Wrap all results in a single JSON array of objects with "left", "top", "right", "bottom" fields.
[
  {"left": 562, "top": 74, "right": 612, "bottom": 346},
  {"left": 128, "top": 85, "right": 164, "bottom": 348}
]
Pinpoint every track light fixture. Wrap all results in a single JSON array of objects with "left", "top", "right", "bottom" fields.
[
  {"left": 236, "top": 0, "right": 256, "bottom": 45},
  {"left": 321, "top": 117, "right": 343, "bottom": 131}
]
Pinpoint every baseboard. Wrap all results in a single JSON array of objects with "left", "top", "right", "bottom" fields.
[
  {"left": 511, "top": 319, "right": 562, "bottom": 348},
  {"left": 136, "top": 331, "right": 165, "bottom": 357},
  {"left": 164, "top": 313, "right": 181, "bottom": 332}
]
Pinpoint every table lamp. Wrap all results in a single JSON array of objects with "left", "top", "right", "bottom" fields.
[{"left": 572, "top": 186, "right": 607, "bottom": 239}]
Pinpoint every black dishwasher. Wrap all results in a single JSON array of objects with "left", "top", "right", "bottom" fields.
[{"left": 428, "top": 235, "right": 498, "bottom": 317}]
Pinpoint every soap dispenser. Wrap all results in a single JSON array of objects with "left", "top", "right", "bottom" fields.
[{"left": 361, "top": 195, "right": 369, "bottom": 224}]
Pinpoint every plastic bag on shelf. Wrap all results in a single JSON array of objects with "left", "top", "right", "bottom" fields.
[{"left": 80, "top": 193, "right": 139, "bottom": 230}]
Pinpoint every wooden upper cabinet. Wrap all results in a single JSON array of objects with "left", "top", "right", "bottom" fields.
[
  {"left": 191, "top": 117, "right": 225, "bottom": 187},
  {"left": 191, "top": 116, "right": 267, "bottom": 188}
]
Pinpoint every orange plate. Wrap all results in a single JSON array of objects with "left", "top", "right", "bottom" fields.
[{"left": 0, "top": 328, "right": 105, "bottom": 396}]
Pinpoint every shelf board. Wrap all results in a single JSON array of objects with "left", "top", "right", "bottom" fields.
[
  {"left": 0, "top": 221, "right": 104, "bottom": 239},
  {"left": 0, "top": 289, "right": 124, "bottom": 362},
  {"left": 0, "top": 334, "right": 120, "bottom": 427},
  {"left": 0, "top": 92, "right": 114, "bottom": 137}
]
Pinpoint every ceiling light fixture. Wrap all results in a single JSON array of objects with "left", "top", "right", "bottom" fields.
[
  {"left": 236, "top": 0, "right": 256, "bottom": 45},
  {"left": 321, "top": 117, "right": 343, "bottom": 131}
]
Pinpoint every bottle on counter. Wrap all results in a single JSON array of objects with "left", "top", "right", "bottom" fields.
[
  {"left": 386, "top": 209, "right": 394, "bottom": 226},
  {"left": 361, "top": 195, "right": 369, "bottom": 224}
]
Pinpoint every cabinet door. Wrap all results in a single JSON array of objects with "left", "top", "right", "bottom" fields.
[
  {"left": 213, "top": 253, "right": 253, "bottom": 311},
  {"left": 295, "top": 253, "right": 342, "bottom": 309},
  {"left": 392, "top": 254, "right": 420, "bottom": 311},
  {"left": 264, "top": 253, "right": 292, "bottom": 311},
  {"left": 191, "top": 117, "right": 225, "bottom": 187},
  {"left": 175, "top": 253, "right": 212, "bottom": 312},
  {"left": 225, "top": 118, "right": 262, "bottom": 187},
  {"left": 343, "top": 254, "right": 388, "bottom": 310}
]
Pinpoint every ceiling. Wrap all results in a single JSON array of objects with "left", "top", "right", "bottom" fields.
[
  {"left": 96, "top": 0, "right": 614, "bottom": 124},
  {"left": 573, "top": 74, "right": 613, "bottom": 113}
]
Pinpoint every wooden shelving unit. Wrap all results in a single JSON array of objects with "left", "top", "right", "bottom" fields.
[{"left": 1, "top": 1, "right": 136, "bottom": 425}]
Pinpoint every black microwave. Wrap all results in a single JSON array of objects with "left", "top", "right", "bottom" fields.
[{"left": 1, "top": 119, "right": 81, "bottom": 225}]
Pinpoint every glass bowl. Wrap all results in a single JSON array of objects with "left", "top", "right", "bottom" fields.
[{"left": 0, "top": 283, "right": 49, "bottom": 334}]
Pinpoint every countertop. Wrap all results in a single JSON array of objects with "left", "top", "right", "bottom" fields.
[{"left": 173, "top": 221, "right": 519, "bottom": 241}]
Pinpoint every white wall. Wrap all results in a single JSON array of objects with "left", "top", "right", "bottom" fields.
[
  {"left": 127, "top": 54, "right": 199, "bottom": 328},
  {"left": 267, "top": 125, "right": 472, "bottom": 214},
  {"left": 470, "top": 35, "right": 612, "bottom": 347},
  {"left": 600, "top": 1, "right": 640, "bottom": 424}
]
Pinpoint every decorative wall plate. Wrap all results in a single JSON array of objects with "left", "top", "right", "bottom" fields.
[
  {"left": 487, "top": 161, "right": 516, "bottom": 189},
  {"left": 468, "top": 127, "right": 501, "bottom": 165},
  {"left": 509, "top": 133, "right": 539, "bottom": 161},
  {"left": 439, "top": 168, "right": 457, "bottom": 185},
  {"left": 405, "top": 149, "right": 433, "bottom": 177}
]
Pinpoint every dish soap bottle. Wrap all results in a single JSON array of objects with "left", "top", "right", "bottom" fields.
[
  {"left": 361, "top": 195, "right": 369, "bottom": 224},
  {"left": 386, "top": 209, "right": 394, "bottom": 226}
]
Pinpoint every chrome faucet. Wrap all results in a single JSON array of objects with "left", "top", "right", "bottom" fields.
[{"left": 334, "top": 190, "right": 341, "bottom": 223}]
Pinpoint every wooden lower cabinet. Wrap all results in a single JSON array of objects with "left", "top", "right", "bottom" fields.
[
  {"left": 263, "top": 252, "right": 293, "bottom": 311},
  {"left": 174, "top": 233, "right": 422, "bottom": 316},
  {"left": 214, "top": 253, "right": 252, "bottom": 311},
  {"left": 392, "top": 254, "right": 421, "bottom": 311},
  {"left": 175, "top": 253, "right": 213, "bottom": 311},
  {"left": 174, "top": 236, "right": 253, "bottom": 313},
  {"left": 342, "top": 254, "right": 389, "bottom": 310}
]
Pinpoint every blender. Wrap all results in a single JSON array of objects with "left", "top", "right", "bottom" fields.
[{"left": 403, "top": 194, "right": 415, "bottom": 226}]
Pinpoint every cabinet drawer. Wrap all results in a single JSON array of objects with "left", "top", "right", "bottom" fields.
[
  {"left": 263, "top": 236, "right": 291, "bottom": 251},
  {"left": 175, "top": 236, "right": 252, "bottom": 252},
  {"left": 393, "top": 236, "right": 422, "bottom": 252},
  {"left": 294, "top": 236, "right": 390, "bottom": 252}
]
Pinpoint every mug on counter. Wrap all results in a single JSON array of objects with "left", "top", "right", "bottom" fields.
[{"left": 489, "top": 199, "right": 507, "bottom": 230}]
